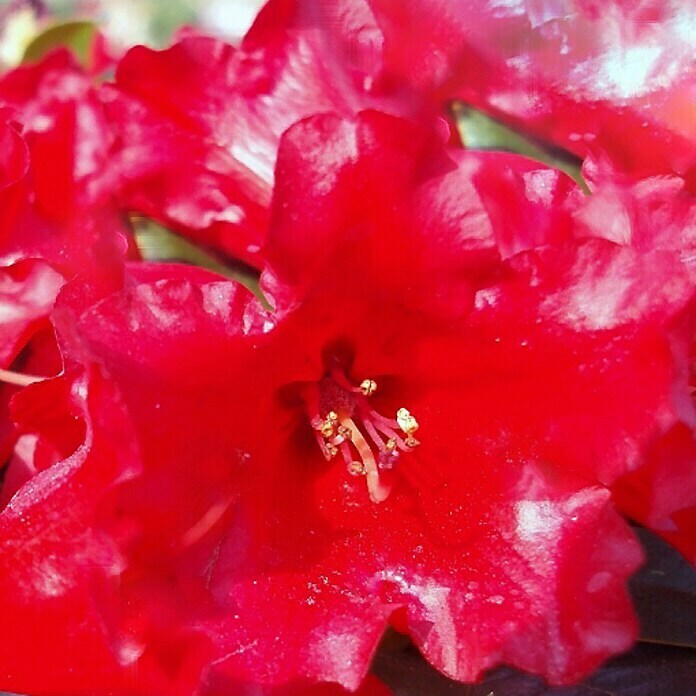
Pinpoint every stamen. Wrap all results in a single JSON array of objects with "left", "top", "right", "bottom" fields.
[
  {"left": 0, "top": 368, "right": 45, "bottom": 387},
  {"left": 360, "top": 379, "right": 377, "bottom": 396},
  {"left": 347, "top": 461, "right": 366, "bottom": 477},
  {"left": 313, "top": 430, "right": 335, "bottom": 460},
  {"left": 320, "top": 420, "right": 335, "bottom": 438},
  {"left": 362, "top": 417, "right": 387, "bottom": 451},
  {"left": 312, "top": 411, "right": 338, "bottom": 440},
  {"left": 378, "top": 438, "right": 400, "bottom": 470},
  {"left": 368, "top": 418, "right": 409, "bottom": 450},
  {"left": 306, "top": 371, "right": 421, "bottom": 503},
  {"left": 396, "top": 408, "right": 419, "bottom": 435}
]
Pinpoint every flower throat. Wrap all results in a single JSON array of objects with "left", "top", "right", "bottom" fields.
[{"left": 304, "top": 368, "right": 419, "bottom": 503}]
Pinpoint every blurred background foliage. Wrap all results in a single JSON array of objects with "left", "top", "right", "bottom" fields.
[{"left": 43, "top": 0, "right": 263, "bottom": 46}]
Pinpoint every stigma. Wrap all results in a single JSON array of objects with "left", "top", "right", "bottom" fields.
[{"left": 306, "top": 369, "right": 420, "bottom": 503}]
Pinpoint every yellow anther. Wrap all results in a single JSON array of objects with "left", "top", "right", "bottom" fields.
[
  {"left": 396, "top": 407, "right": 419, "bottom": 435},
  {"left": 337, "top": 424, "right": 352, "bottom": 440},
  {"left": 360, "top": 379, "right": 378, "bottom": 396},
  {"left": 320, "top": 421, "right": 335, "bottom": 438},
  {"left": 405, "top": 436, "right": 420, "bottom": 448},
  {"left": 385, "top": 438, "right": 397, "bottom": 451},
  {"left": 327, "top": 411, "right": 339, "bottom": 423},
  {"left": 347, "top": 461, "right": 366, "bottom": 477},
  {"left": 326, "top": 443, "right": 338, "bottom": 459}
]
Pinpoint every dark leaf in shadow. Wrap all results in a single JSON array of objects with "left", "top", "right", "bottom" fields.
[
  {"left": 630, "top": 527, "right": 696, "bottom": 648},
  {"left": 372, "top": 639, "right": 695, "bottom": 696}
]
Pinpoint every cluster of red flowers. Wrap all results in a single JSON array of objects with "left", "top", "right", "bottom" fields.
[{"left": 0, "top": 1, "right": 694, "bottom": 694}]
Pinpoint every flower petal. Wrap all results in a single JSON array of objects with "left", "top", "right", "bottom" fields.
[
  {"left": 366, "top": 0, "right": 696, "bottom": 177},
  {"left": 101, "top": 0, "right": 428, "bottom": 267}
]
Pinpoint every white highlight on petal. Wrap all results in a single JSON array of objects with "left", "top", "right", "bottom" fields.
[
  {"left": 516, "top": 499, "right": 563, "bottom": 540},
  {"left": 598, "top": 44, "right": 664, "bottom": 100}
]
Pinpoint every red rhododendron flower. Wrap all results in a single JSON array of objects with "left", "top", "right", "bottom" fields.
[
  {"left": 469, "top": 148, "right": 696, "bottom": 563},
  {"left": 99, "top": 0, "right": 696, "bottom": 271},
  {"left": 0, "top": 49, "right": 131, "bottom": 271},
  {"left": 0, "top": 261, "right": 392, "bottom": 696},
  {"left": 575, "top": 161, "right": 696, "bottom": 562},
  {"left": 0, "top": 49, "right": 133, "bottom": 343},
  {"left": 575, "top": 157, "right": 696, "bottom": 263},
  {"left": 0, "top": 118, "right": 64, "bottom": 461},
  {"left": 3, "top": 112, "right": 693, "bottom": 695},
  {"left": 99, "top": 0, "right": 439, "bottom": 268},
  {"left": 362, "top": 0, "right": 696, "bottom": 179},
  {"left": 613, "top": 422, "right": 696, "bottom": 564},
  {"left": 0, "top": 50, "right": 132, "bottom": 485},
  {"left": 0, "top": 116, "right": 58, "bottom": 368}
]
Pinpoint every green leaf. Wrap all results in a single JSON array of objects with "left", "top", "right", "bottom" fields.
[
  {"left": 22, "top": 21, "right": 99, "bottom": 67},
  {"left": 453, "top": 103, "right": 589, "bottom": 193}
]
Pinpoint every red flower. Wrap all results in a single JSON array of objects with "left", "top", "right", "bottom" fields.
[
  {"left": 4, "top": 112, "right": 692, "bottom": 694},
  {"left": 575, "top": 157, "right": 696, "bottom": 262},
  {"left": 0, "top": 49, "right": 132, "bottom": 272},
  {"left": 0, "top": 51, "right": 132, "bottom": 481},
  {"left": 575, "top": 161, "right": 696, "bottom": 562},
  {"left": 371, "top": 0, "right": 695, "bottom": 178},
  {"left": 471, "top": 148, "right": 696, "bottom": 562},
  {"left": 0, "top": 117, "right": 60, "bottom": 371},
  {"left": 99, "top": 0, "right": 436, "bottom": 269},
  {"left": 99, "top": 0, "right": 696, "bottom": 270},
  {"left": 0, "top": 262, "right": 392, "bottom": 696}
]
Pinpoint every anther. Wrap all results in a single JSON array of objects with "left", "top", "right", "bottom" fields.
[
  {"left": 347, "top": 461, "right": 366, "bottom": 476},
  {"left": 378, "top": 439, "right": 400, "bottom": 470},
  {"left": 360, "top": 379, "right": 377, "bottom": 396},
  {"left": 396, "top": 408, "right": 419, "bottom": 435},
  {"left": 320, "top": 420, "right": 335, "bottom": 438}
]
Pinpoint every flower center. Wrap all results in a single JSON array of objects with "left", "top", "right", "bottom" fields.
[{"left": 304, "top": 368, "right": 419, "bottom": 503}]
